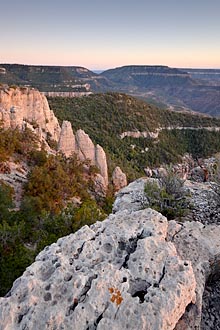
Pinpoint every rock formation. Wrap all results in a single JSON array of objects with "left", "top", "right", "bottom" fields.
[
  {"left": 0, "top": 86, "right": 109, "bottom": 191},
  {"left": 58, "top": 121, "right": 76, "bottom": 157},
  {"left": 58, "top": 128, "right": 108, "bottom": 188},
  {"left": 183, "top": 180, "right": 220, "bottom": 224},
  {"left": 95, "top": 144, "right": 108, "bottom": 187},
  {"left": 75, "top": 129, "right": 96, "bottom": 161},
  {"left": 1, "top": 177, "right": 220, "bottom": 329},
  {"left": 112, "top": 166, "right": 127, "bottom": 192},
  {"left": 0, "top": 207, "right": 196, "bottom": 330},
  {"left": 0, "top": 86, "right": 61, "bottom": 141}
]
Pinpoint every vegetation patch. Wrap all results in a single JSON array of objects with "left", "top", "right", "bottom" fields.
[
  {"left": 48, "top": 93, "right": 220, "bottom": 180},
  {"left": 144, "top": 169, "right": 189, "bottom": 220}
]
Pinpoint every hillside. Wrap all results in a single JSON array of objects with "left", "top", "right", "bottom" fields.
[
  {"left": 101, "top": 66, "right": 220, "bottom": 116},
  {"left": 0, "top": 64, "right": 112, "bottom": 93},
  {"left": 101, "top": 65, "right": 194, "bottom": 88},
  {"left": 0, "top": 126, "right": 112, "bottom": 296},
  {"left": 48, "top": 93, "right": 220, "bottom": 179},
  {"left": 184, "top": 68, "right": 220, "bottom": 86},
  {"left": 0, "top": 86, "right": 117, "bottom": 295},
  {"left": 1, "top": 64, "right": 220, "bottom": 116}
]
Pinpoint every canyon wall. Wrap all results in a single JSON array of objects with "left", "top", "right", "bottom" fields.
[
  {"left": 0, "top": 86, "right": 61, "bottom": 141},
  {"left": 0, "top": 86, "right": 109, "bottom": 191}
]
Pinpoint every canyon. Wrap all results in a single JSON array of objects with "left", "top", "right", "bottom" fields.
[
  {"left": 0, "top": 86, "right": 127, "bottom": 193},
  {"left": 0, "top": 82, "right": 220, "bottom": 329},
  {"left": 1, "top": 64, "right": 220, "bottom": 116}
]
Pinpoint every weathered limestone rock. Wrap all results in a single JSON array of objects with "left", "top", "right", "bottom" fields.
[
  {"left": 114, "top": 178, "right": 220, "bottom": 329},
  {"left": 93, "top": 173, "right": 109, "bottom": 198},
  {"left": 112, "top": 177, "right": 149, "bottom": 213},
  {"left": 75, "top": 129, "right": 96, "bottom": 162},
  {"left": 1, "top": 176, "right": 220, "bottom": 329},
  {"left": 0, "top": 86, "right": 61, "bottom": 141},
  {"left": 112, "top": 166, "right": 127, "bottom": 192},
  {"left": 95, "top": 144, "right": 108, "bottom": 187},
  {"left": 183, "top": 180, "right": 220, "bottom": 224},
  {"left": 0, "top": 208, "right": 196, "bottom": 330},
  {"left": 74, "top": 129, "right": 108, "bottom": 189},
  {"left": 168, "top": 220, "right": 220, "bottom": 329},
  {"left": 58, "top": 121, "right": 76, "bottom": 157}
]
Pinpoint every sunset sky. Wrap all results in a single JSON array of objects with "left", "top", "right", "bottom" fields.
[{"left": 1, "top": 0, "right": 219, "bottom": 69}]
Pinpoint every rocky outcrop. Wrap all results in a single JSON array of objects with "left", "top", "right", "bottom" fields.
[
  {"left": 1, "top": 177, "right": 220, "bottom": 329},
  {"left": 169, "top": 220, "right": 220, "bottom": 330},
  {"left": 112, "top": 166, "right": 127, "bottom": 192},
  {"left": 43, "top": 91, "right": 92, "bottom": 97},
  {"left": 0, "top": 86, "right": 61, "bottom": 141},
  {"left": 113, "top": 177, "right": 149, "bottom": 213},
  {"left": 95, "top": 144, "right": 108, "bottom": 187},
  {"left": 0, "top": 207, "right": 196, "bottom": 330},
  {"left": 0, "top": 86, "right": 109, "bottom": 191},
  {"left": 58, "top": 121, "right": 76, "bottom": 157},
  {"left": 183, "top": 180, "right": 220, "bottom": 224},
  {"left": 120, "top": 126, "right": 220, "bottom": 141},
  {"left": 75, "top": 129, "right": 96, "bottom": 161},
  {"left": 0, "top": 161, "right": 28, "bottom": 209},
  {"left": 59, "top": 128, "right": 108, "bottom": 188}
]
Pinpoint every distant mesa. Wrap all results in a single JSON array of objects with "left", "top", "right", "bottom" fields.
[{"left": 0, "top": 63, "right": 219, "bottom": 116}]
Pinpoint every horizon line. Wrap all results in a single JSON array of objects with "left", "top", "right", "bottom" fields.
[{"left": 0, "top": 62, "right": 220, "bottom": 71}]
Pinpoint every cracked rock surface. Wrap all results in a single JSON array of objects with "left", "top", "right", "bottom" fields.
[
  {"left": 0, "top": 208, "right": 196, "bottom": 330},
  {"left": 183, "top": 180, "right": 220, "bottom": 225},
  {"left": 1, "top": 178, "right": 220, "bottom": 330},
  {"left": 201, "top": 277, "right": 220, "bottom": 330},
  {"left": 169, "top": 221, "right": 220, "bottom": 330}
]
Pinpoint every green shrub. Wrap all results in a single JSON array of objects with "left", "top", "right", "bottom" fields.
[
  {"left": 144, "top": 169, "right": 189, "bottom": 220},
  {"left": 0, "top": 182, "right": 14, "bottom": 223}
]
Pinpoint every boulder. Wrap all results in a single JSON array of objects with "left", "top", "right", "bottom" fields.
[
  {"left": 1, "top": 177, "right": 220, "bottom": 329},
  {"left": 190, "top": 166, "right": 206, "bottom": 182},
  {"left": 112, "top": 177, "right": 149, "bottom": 213},
  {"left": 0, "top": 208, "right": 196, "bottom": 330}
]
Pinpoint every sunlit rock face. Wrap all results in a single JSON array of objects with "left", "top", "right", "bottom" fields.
[
  {"left": 58, "top": 121, "right": 76, "bottom": 157},
  {"left": 0, "top": 86, "right": 61, "bottom": 141}
]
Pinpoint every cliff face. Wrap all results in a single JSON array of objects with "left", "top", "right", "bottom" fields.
[
  {"left": 0, "top": 86, "right": 61, "bottom": 141},
  {"left": 0, "top": 86, "right": 109, "bottom": 191},
  {"left": 1, "top": 178, "right": 220, "bottom": 329}
]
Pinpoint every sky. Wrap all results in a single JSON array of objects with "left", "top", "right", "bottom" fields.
[{"left": 0, "top": 0, "right": 220, "bottom": 69}]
